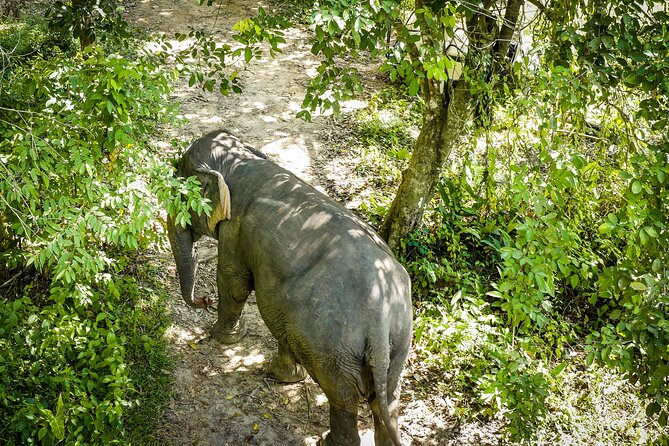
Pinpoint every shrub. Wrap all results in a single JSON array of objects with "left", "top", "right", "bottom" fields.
[
  {"left": 0, "top": 263, "right": 173, "bottom": 445},
  {"left": 0, "top": 41, "right": 203, "bottom": 445},
  {"left": 0, "top": 20, "right": 71, "bottom": 63}
]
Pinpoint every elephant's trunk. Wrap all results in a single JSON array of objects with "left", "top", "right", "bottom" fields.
[{"left": 167, "top": 214, "right": 197, "bottom": 306}]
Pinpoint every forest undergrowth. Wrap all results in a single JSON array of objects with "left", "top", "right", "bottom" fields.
[
  {"left": 1, "top": 1, "right": 669, "bottom": 445},
  {"left": 328, "top": 86, "right": 669, "bottom": 444}
]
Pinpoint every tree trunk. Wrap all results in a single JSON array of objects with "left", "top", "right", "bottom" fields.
[
  {"left": 380, "top": 77, "right": 473, "bottom": 253},
  {"left": 72, "top": 0, "right": 93, "bottom": 50},
  {"left": 379, "top": 0, "right": 522, "bottom": 253},
  {"left": 494, "top": 0, "right": 523, "bottom": 61}
]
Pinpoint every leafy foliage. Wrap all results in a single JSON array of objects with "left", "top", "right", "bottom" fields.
[
  {"left": 0, "top": 263, "right": 172, "bottom": 445},
  {"left": 356, "top": 74, "right": 667, "bottom": 440},
  {"left": 46, "top": 0, "right": 129, "bottom": 49},
  {"left": 539, "top": 0, "right": 669, "bottom": 426},
  {"left": 0, "top": 46, "right": 204, "bottom": 281},
  {"left": 0, "top": 12, "right": 201, "bottom": 445},
  {"left": 0, "top": 20, "right": 71, "bottom": 66},
  {"left": 298, "top": 0, "right": 397, "bottom": 120},
  {"left": 3, "top": 292, "right": 119, "bottom": 443},
  {"left": 153, "top": 5, "right": 288, "bottom": 96},
  {"left": 0, "top": 2, "right": 303, "bottom": 444}
]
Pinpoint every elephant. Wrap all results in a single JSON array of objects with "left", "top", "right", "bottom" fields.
[{"left": 166, "top": 130, "right": 412, "bottom": 446}]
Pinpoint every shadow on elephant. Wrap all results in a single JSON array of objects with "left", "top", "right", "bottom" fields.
[{"left": 167, "top": 130, "right": 413, "bottom": 446}]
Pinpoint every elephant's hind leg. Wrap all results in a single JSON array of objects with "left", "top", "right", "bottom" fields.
[{"left": 321, "top": 404, "right": 361, "bottom": 446}]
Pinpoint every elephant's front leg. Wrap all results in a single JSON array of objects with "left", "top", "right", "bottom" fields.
[
  {"left": 269, "top": 343, "right": 308, "bottom": 383},
  {"left": 211, "top": 260, "right": 251, "bottom": 344}
]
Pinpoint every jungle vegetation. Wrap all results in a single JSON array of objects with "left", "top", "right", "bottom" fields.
[{"left": 0, "top": 0, "right": 668, "bottom": 444}]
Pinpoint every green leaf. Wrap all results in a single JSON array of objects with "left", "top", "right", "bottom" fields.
[
  {"left": 640, "top": 228, "right": 649, "bottom": 245},
  {"left": 644, "top": 226, "right": 658, "bottom": 238},
  {"left": 585, "top": 351, "right": 595, "bottom": 367},
  {"left": 598, "top": 222, "right": 614, "bottom": 234},
  {"left": 570, "top": 274, "right": 579, "bottom": 287},
  {"left": 647, "top": 402, "right": 661, "bottom": 417},
  {"left": 54, "top": 395, "right": 65, "bottom": 439},
  {"left": 601, "top": 346, "right": 611, "bottom": 361},
  {"left": 630, "top": 282, "right": 647, "bottom": 291},
  {"left": 408, "top": 78, "right": 419, "bottom": 96},
  {"left": 631, "top": 180, "right": 643, "bottom": 194},
  {"left": 296, "top": 110, "right": 311, "bottom": 122},
  {"left": 652, "top": 258, "right": 662, "bottom": 273},
  {"left": 660, "top": 411, "right": 668, "bottom": 427},
  {"left": 551, "top": 361, "right": 567, "bottom": 377}
]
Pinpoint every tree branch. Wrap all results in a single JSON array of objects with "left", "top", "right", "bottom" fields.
[{"left": 494, "top": 0, "right": 523, "bottom": 61}]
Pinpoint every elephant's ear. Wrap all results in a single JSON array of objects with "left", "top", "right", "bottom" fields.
[{"left": 195, "top": 167, "right": 231, "bottom": 233}]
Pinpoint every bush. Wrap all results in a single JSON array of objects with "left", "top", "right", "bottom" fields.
[
  {"left": 0, "top": 34, "right": 203, "bottom": 445},
  {"left": 1, "top": 296, "right": 130, "bottom": 444},
  {"left": 402, "top": 179, "right": 502, "bottom": 298},
  {"left": 0, "top": 263, "right": 173, "bottom": 445},
  {"left": 350, "top": 62, "right": 668, "bottom": 438},
  {"left": 414, "top": 292, "right": 562, "bottom": 442},
  {"left": 0, "top": 20, "right": 71, "bottom": 62}
]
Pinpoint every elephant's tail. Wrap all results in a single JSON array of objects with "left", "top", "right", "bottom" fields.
[{"left": 368, "top": 338, "right": 403, "bottom": 446}]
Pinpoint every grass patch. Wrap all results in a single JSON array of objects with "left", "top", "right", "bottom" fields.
[
  {"left": 327, "top": 88, "right": 422, "bottom": 226},
  {"left": 116, "top": 257, "right": 174, "bottom": 446}
]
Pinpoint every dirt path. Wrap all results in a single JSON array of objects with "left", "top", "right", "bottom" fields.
[{"left": 128, "top": 1, "right": 473, "bottom": 444}]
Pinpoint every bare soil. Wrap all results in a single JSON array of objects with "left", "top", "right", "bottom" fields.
[{"left": 127, "top": 1, "right": 498, "bottom": 444}]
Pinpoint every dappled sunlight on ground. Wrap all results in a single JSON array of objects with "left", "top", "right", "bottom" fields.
[
  {"left": 133, "top": 0, "right": 376, "bottom": 188},
  {"left": 131, "top": 0, "right": 454, "bottom": 444},
  {"left": 222, "top": 347, "right": 267, "bottom": 371},
  {"left": 261, "top": 136, "right": 315, "bottom": 180},
  {"left": 165, "top": 324, "right": 208, "bottom": 344}
]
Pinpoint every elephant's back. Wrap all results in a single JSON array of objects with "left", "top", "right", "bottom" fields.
[
  {"left": 235, "top": 161, "right": 387, "bottom": 264},
  {"left": 231, "top": 154, "right": 412, "bottom": 335}
]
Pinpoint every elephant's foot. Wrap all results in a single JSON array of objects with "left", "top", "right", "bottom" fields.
[
  {"left": 318, "top": 430, "right": 361, "bottom": 446},
  {"left": 211, "top": 316, "right": 247, "bottom": 344},
  {"left": 268, "top": 356, "right": 308, "bottom": 383}
]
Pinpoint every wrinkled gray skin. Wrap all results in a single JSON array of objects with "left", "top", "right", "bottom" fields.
[{"left": 167, "top": 130, "right": 412, "bottom": 446}]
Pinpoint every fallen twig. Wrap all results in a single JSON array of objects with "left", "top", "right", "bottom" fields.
[{"left": 0, "top": 270, "right": 23, "bottom": 289}]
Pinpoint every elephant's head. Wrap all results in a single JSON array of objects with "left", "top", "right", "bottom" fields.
[{"left": 167, "top": 161, "right": 232, "bottom": 308}]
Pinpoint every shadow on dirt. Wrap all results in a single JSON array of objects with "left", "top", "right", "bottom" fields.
[
  {"left": 158, "top": 238, "right": 457, "bottom": 446},
  {"left": 130, "top": 0, "right": 465, "bottom": 444}
]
